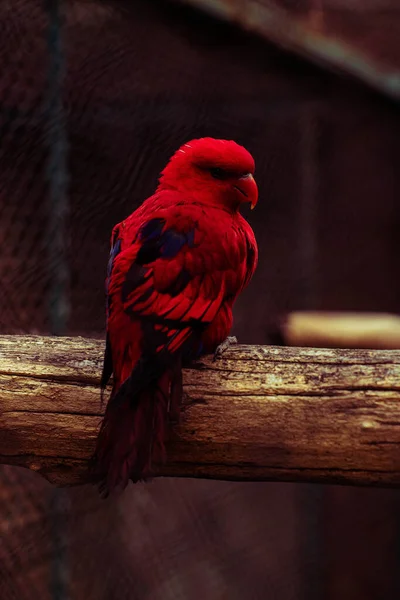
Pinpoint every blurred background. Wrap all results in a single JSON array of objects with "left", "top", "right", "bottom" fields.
[{"left": 1, "top": 0, "right": 400, "bottom": 598}]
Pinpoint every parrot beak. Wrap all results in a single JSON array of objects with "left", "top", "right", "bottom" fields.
[{"left": 234, "top": 173, "right": 258, "bottom": 210}]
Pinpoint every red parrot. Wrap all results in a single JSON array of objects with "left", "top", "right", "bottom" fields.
[{"left": 92, "top": 137, "right": 258, "bottom": 495}]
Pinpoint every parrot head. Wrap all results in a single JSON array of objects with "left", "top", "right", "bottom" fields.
[{"left": 158, "top": 137, "right": 258, "bottom": 212}]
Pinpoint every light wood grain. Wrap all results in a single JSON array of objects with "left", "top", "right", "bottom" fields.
[
  {"left": 1, "top": 335, "right": 400, "bottom": 487},
  {"left": 283, "top": 311, "right": 400, "bottom": 349}
]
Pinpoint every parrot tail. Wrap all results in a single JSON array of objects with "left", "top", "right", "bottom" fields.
[{"left": 91, "top": 357, "right": 183, "bottom": 497}]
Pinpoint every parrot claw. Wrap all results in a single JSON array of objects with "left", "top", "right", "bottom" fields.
[{"left": 213, "top": 336, "right": 238, "bottom": 361}]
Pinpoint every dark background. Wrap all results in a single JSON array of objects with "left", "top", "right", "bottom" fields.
[{"left": 0, "top": 1, "right": 400, "bottom": 599}]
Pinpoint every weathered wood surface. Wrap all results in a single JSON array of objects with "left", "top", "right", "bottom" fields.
[{"left": 0, "top": 335, "right": 400, "bottom": 487}]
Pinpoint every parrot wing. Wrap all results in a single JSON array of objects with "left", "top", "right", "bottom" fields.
[
  {"left": 102, "top": 206, "right": 255, "bottom": 390},
  {"left": 121, "top": 218, "right": 225, "bottom": 324},
  {"left": 109, "top": 210, "right": 235, "bottom": 358}
]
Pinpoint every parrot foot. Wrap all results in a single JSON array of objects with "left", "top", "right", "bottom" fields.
[{"left": 213, "top": 336, "right": 238, "bottom": 361}]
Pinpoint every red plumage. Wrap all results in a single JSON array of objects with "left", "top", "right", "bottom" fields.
[{"left": 92, "top": 138, "right": 258, "bottom": 495}]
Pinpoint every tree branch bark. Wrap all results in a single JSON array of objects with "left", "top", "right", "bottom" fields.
[{"left": 1, "top": 335, "right": 400, "bottom": 487}]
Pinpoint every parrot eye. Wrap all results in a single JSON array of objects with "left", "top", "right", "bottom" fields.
[{"left": 209, "top": 167, "right": 228, "bottom": 180}]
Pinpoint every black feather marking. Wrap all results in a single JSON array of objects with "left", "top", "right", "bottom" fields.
[
  {"left": 121, "top": 218, "right": 197, "bottom": 311},
  {"left": 159, "top": 229, "right": 192, "bottom": 258},
  {"left": 136, "top": 240, "right": 162, "bottom": 265},
  {"left": 106, "top": 238, "right": 122, "bottom": 298},
  {"left": 106, "top": 237, "right": 122, "bottom": 319},
  {"left": 138, "top": 287, "right": 153, "bottom": 304},
  {"left": 121, "top": 263, "right": 147, "bottom": 303},
  {"left": 101, "top": 334, "right": 113, "bottom": 400},
  {"left": 167, "top": 268, "right": 191, "bottom": 296},
  {"left": 136, "top": 218, "right": 165, "bottom": 265},
  {"left": 141, "top": 320, "right": 170, "bottom": 355},
  {"left": 136, "top": 218, "right": 196, "bottom": 265},
  {"left": 107, "top": 238, "right": 122, "bottom": 280},
  {"left": 140, "top": 218, "right": 165, "bottom": 241},
  {"left": 246, "top": 238, "right": 256, "bottom": 271},
  {"left": 102, "top": 237, "right": 122, "bottom": 394}
]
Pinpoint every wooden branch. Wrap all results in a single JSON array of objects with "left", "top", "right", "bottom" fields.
[
  {"left": 283, "top": 311, "right": 400, "bottom": 349},
  {"left": 1, "top": 335, "right": 400, "bottom": 488}
]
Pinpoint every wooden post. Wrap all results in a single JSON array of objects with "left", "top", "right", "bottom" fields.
[{"left": 1, "top": 335, "right": 400, "bottom": 487}]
